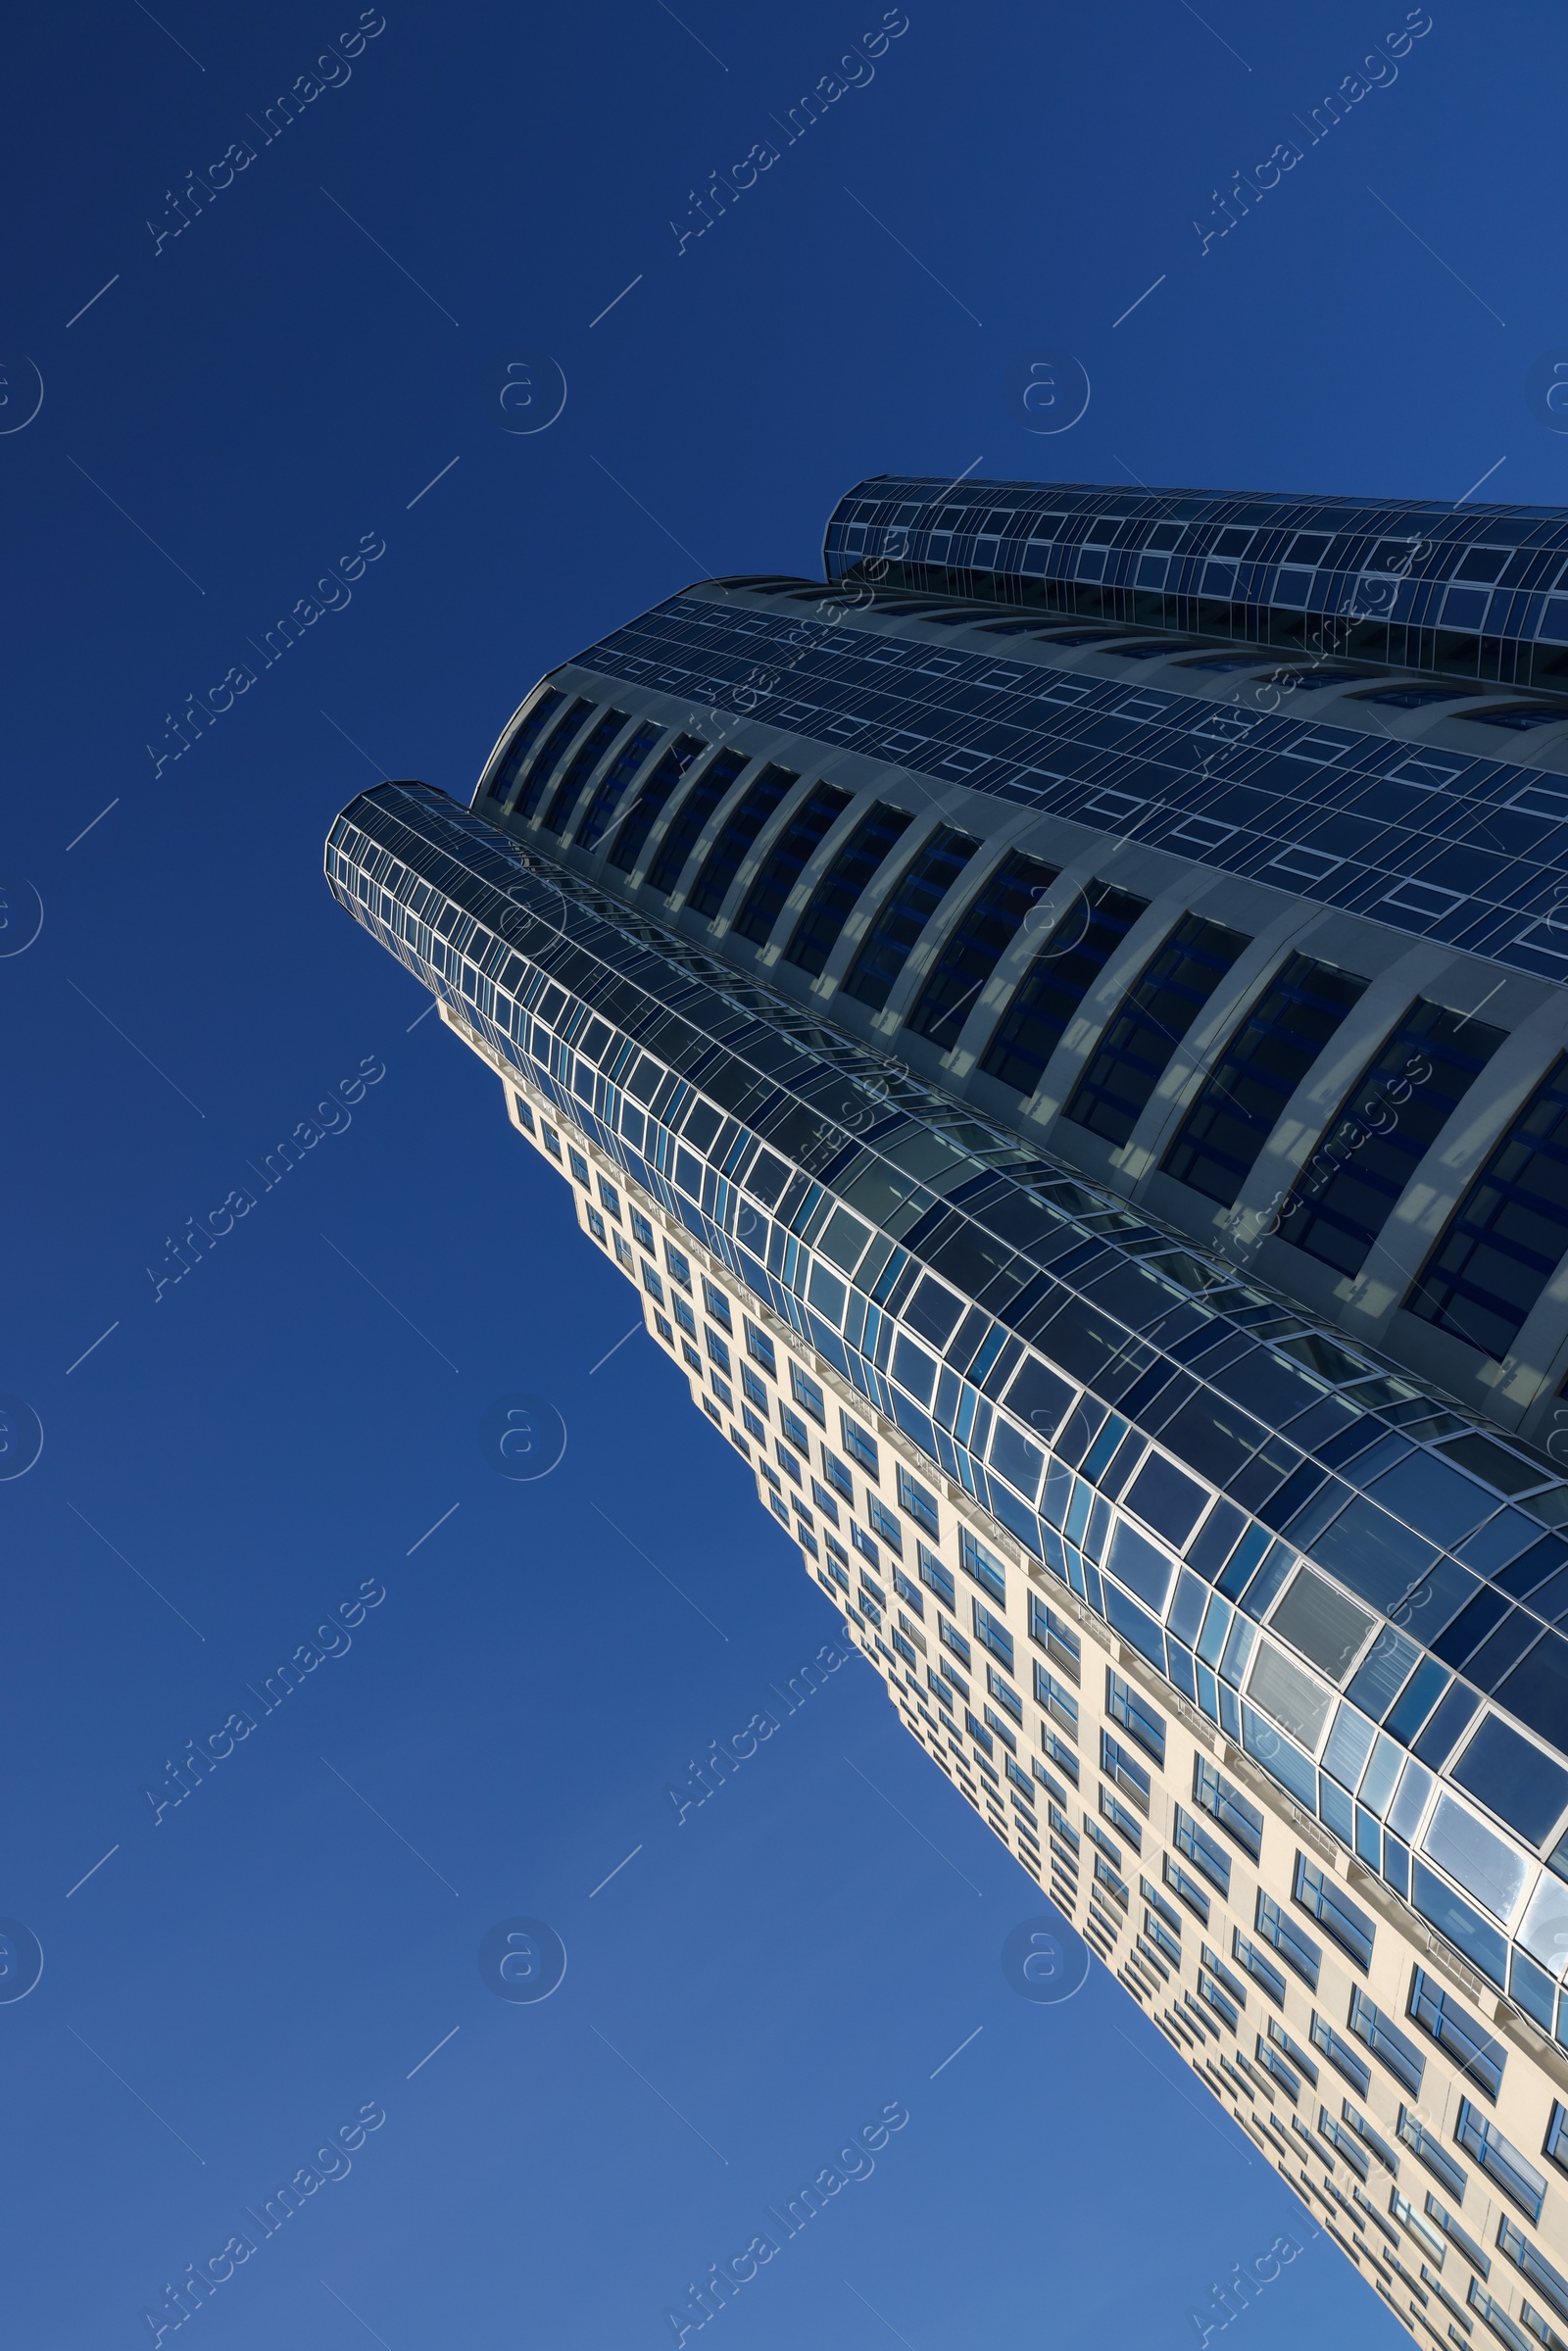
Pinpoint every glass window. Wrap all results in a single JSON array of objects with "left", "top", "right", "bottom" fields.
[
  {"left": 631, "top": 1208, "right": 654, "bottom": 1250},
  {"left": 985, "top": 1703, "right": 1018, "bottom": 1755},
  {"left": 1424, "top": 2194, "right": 1489, "bottom": 2276},
  {"left": 774, "top": 1440, "right": 802, "bottom": 1484},
  {"left": 1341, "top": 2099, "right": 1399, "bottom": 2178},
  {"left": 567, "top": 1148, "right": 590, "bottom": 1187},
  {"left": 1101, "top": 1785, "right": 1142, "bottom": 1848},
  {"left": 1094, "top": 1855, "right": 1129, "bottom": 1910},
  {"left": 672, "top": 1296, "right": 697, "bottom": 1338},
  {"left": 972, "top": 1600, "right": 1014, "bottom": 1672},
  {"left": 1162, "top": 952, "right": 1369, "bottom": 1208},
  {"left": 1407, "top": 1968, "right": 1504, "bottom": 2099},
  {"left": 541, "top": 1125, "right": 562, "bottom": 1159},
  {"left": 1194, "top": 1755, "right": 1262, "bottom": 1858},
  {"left": 1233, "top": 1929, "right": 1286, "bottom": 2005},
  {"left": 788, "top": 1364, "right": 824, "bottom": 1423},
  {"left": 842, "top": 824, "right": 982, "bottom": 1011},
  {"left": 704, "top": 1327, "right": 731, "bottom": 1375},
  {"left": 1163, "top": 1852, "right": 1211, "bottom": 1924},
  {"left": 780, "top": 1404, "right": 809, "bottom": 1452},
  {"left": 986, "top": 1664, "right": 1022, "bottom": 1722},
  {"left": 514, "top": 696, "right": 594, "bottom": 819},
  {"left": 732, "top": 783, "right": 852, "bottom": 945},
  {"left": 741, "top": 1364, "right": 768, "bottom": 1414},
  {"left": 1348, "top": 1985, "right": 1426, "bottom": 2095},
  {"left": 867, "top": 1496, "right": 904, "bottom": 1553},
  {"left": 1173, "top": 1803, "right": 1231, "bottom": 1897},
  {"left": 1199, "top": 1973, "right": 1239, "bottom": 2031},
  {"left": 840, "top": 1410, "right": 880, "bottom": 1476},
  {"left": 980, "top": 881, "right": 1151, "bottom": 1101},
  {"left": 597, "top": 1176, "right": 621, "bottom": 1220},
  {"left": 1035, "top": 1664, "right": 1078, "bottom": 1735},
  {"left": 1268, "top": 2017, "right": 1317, "bottom": 2085},
  {"left": 896, "top": 1466, "right": 940, "bottom": 1537},
  {"left": 1309, "top": 2011, "right": 1371, "bottom": 2095},
  {"left": 743, "top": 1318, "right": 775, "bottom": 1374},
  {"left": 906, "top": 850, "right": 1061, "bottom": 1050},
  {"left": 820, "top": 1446, "right": 854, "bottom": 1500},
  {"left": 1101, "top": 1731, "right": 1151, "bottom": 1813},
  {"left": 487, "top": 685, "right": 565, "bottom": 806},
  {"left": 959, "top": 1528, "right": 1006, "bottom": 1603},
  {"left": 645, "top": 746, "right": 750, "bottom": 895},
  {"left": 640, "top": 1260, "right": 664, "bottom": 1304},
  {"left": 1043, "top": 1728, "right": 1078, "bottom": 1784},
  {"left": 1064, "top": 914, "right": 1250, "bottom": 1148},
  {"left": 702, "top": 1278, "right": 731, "bottom": 1329},
  {"left": 686, "top": 763, "right": 799, "bottom": 917},
  {"left": 1295, "top": 1855, "right": 1374, "bottom": 1969},
  {"left": 1467, "top": 2282, "right": 1534, "bottom": 2348},
  {"left": 571, "top": 719, "right": 664, "bottom": 852},
  {"left": 939, "top": 1615, "right": 971, "bottom": 1669},
  {"left": 1256, "top": 1891, "right": 1322, "bottom": 1988},
  {"left": 1030, "top": 1595, "right": 1081, "bottom": 1680},
  {"left": 1398, "top": 2106, "right": 1468, "bottom": 2202},
  {"left": 540, "top": 709, "right": 631, "bottom": 836},
  {"left": 1407, "top": 1053, "right": 1568, "bottom": 1362},
  {"left": 606, "top": 734, "right": 710, "bottom": 874},
  {"left": 918, "top": 1543, "right": 956, "bottom": 1611},
  {"left": 1279, "top": 1000, "right": 1505, "bottom": 1279},
  {"left": 664, "top": 1244, "right": 692, "bottom": 1289},
  {"left": 784, "top": 801, "right": 913, "bottom": 977},
  {"left": 1106, "top": 1670, "right": 1166, "bottom": 1765},
  {"left": 1456, "top": 2105, "right": 1545, "bottom": 2222},
  {"left": 1496, "top": 2219, "right": 1568, "bottom": 2323}
]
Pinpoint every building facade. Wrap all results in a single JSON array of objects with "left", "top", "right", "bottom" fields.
[{"left": 326, "top": 477, "right": 1568, "bottom": 2347}]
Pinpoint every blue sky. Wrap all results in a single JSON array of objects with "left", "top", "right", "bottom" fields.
[{"left": 1, "top": 1, "right": 1558, "bottom": 2342}]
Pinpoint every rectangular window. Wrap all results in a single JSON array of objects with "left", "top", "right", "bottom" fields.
[
  {"left": 741, "top": 1364, "right": 769, "bottom": 1414},
  {"left": 687, "top": 762, "right": 800, "bottom": 917},
  {"left": 1101, "top": 1786, "right": 1142, "bottom": 1850},
  {"left": 1146, "top": 1914, "right": 1182, "bottom": 1969},
  {"left": 672, "top": 1295, "right": 696, "bottom": 1338},
  {"left": 1423, "top": 2195, "right": 1488, "bottom": 2277},
  {"left": 1255, "top": 1891, "right": 1322, "bottom": 1989},
  {"left": 1141, "top": 1878, "right": 1181, "bottom": 1936},
  {"left": 597, "top": 1176, "right": 622, "bottom": 1219},
  {"left": 1029, "top": 1595, "right": 1081, "bottom": 1681},
  {"left": 789, "top": 1363, "right": 825, "bottom": 1424},
  {"left": 840, "top": 1411, "right": 880, "bottom": 1477},
  {"left": 918, "top": 1543, "right": 956, "bottom": 1611},
  {"left": 742, "top": 1405, "right": 766, "bottom": 1444},
  {"left": 1106, "top": 1671, "right": 1166, "bottom": 1766},
  {"left": 1005, "top": 1754, "right": 1034, "bottom": 1800},
  {"left": 851, "top": 1523, "right": 879, "bottom": 1568},
  {"left": 1199, "top": 1973, "right": 1239, "bottom": 2031},
  {"left": 1101, "top": 1731, "right": 1151, "bottom": 1814},
  {"left": 810, "top": 1478, "right": 841, "bottom": 1527},
  {"left": 1407, "top": 1969, "right": 1503, "bottom": 2100},
  {"left": 1042, "top": 1729, "right": 1079, "bottom": 1785},
  {"left": 986, "top": 1665, "right": 1022, "bottom": 1724},
  {"left": 1201, "top": 1943, "right": 1249, "bottom": 2010},
  {"left": 1233, "top": 1930, "right": 1286, "bottom": 2006},
  {"left": 1407, "top": 1053, "right": 1568, "bottom": 1363},
  {"left": 1389, "top": 2191, "right": 1446, "bottom": 2264},
  {"left": 1309, "top": 2012, "right": 1371, "bottom": 2096},
  {"left": 780, "top": 1404, "right": 809, "bottom": 1453},
  {"left": 630, "top": 1208, "right": 655, "bottom": 1250},
  {"left": 1162, "top": 952, "right": 1369, "bottom": 1208},
  {"left": 512, "top": 1094, "right": 536, "bottom": 1136},
  {"left": 906, "top": 849, "right": 1062, "bottom": 1050},
  {"left": 488, "top": 684, "right": 566, "bottom": 805},
  {"left": 774, "top": 1440, "right": 802, "bottom": 1484},
  {"left": 1341, "top": 2099, "right": 1400, "bottom": 2178},
  {"left": 897, "top": 1608, "right": 927, "bottom": 1655},
  {"left": 568, "top": 1148, "right": 590, "bottom": 1187},
  {"left": 1064, "top": 912, "right": 1250, "bottom": 1148},
  {"left": 784, "top": 801, "right": 914, "bottom": 977},
  {"left": 1317, "top": 2106, "right": 1370, "bottom": 2181},
  {"left": 964, "top": 1709, "right": 994, "bottom": 1759},
  {"left": 612, "top": 1232, "right": 634, "bottom": 1271},
  {"left": 664, "top": 1244, "right": 692, "bottom": 1290},
  {"left": 1398, "top": 2107, "right": 1469, "bottom": 2202},
  {"left": 1194, "top": 1756, "right": 1262, "bottom": 1859},
  {"left": 959, "top": 1528, "right": 1006, "bottom": 1604},
  {"left": 705, "top": 1328, "right": 732, "bottom": 1375},
  {"left": 1468, "top": 2282, "right": 1535, "bottom": 2349},
  {"left": 866, "top": 1496, "right": 904, "bottom": 1553},
  {"left": 1256, "top": 2037, "right": 1300, "bottom": 2102},
  {"left": 1347, "top": 1985, "right": 1426, "bottom": 2095},
  {"left": 1456, "top": 2105, "right": 1546, "bottom": 2222},
  {"left": 980, "top": 880, "right": 1152, "bottom": 1101},
  {"left": 972, "top": 1600, "right": 1014, "bottom": 1672},
  {"left": 842, "top": 824, "right": 981, "bottom": 1011},
  {"left": 1035, "top": 1665, "right": 1078, "bottom": 1735},
  {"left": 896, "top": 1466, "right": 941, "bottom": 1537},
  {"left": 641, "top": 1260, "right": 665, "bottom": 1304},
  {"left": 1267, "top": 2018, "right": 1317, "bottom": 2086},
  {"left": 1093, "top": 1855, "right": 1129, "bottom": 1910},
  {"left": 984, "top": 1705, "right": 1018, "bottom": 1755},
  {"left": 710, "top": 1372, "right": 732, "bottom": 1409},
  {"left": 732, "top": 782, "right": 852, "bottom": 946},
  {"left": 893, "top": 1567, "right": 923, "bottom": 1618},
  {"left": 702, "top": 1278, "right": 732, "bottom": 1330},
  {"left": 744, "top": 1318, "right": 775, "bottom": 1375},
  {"left": 514, "top": 695, "right": 594, "bottom": 819},
  {"left": 1282, "top": 1000, "right": 1505, "bottom": 1280},
  {"left": 1295, "top": 1856, "right": 1374, "bottom": 1970},
  {"left": 586, "top": 1206, "right": 607, "bottom": 1241},
  {"left": 645, "top": 745, "right": 750, "bottom": 895},
  {"left": 542, "top": 1124, "right": 563, "bottom": 1159},
  {"left": 1173, "top": 1804, "right": 1231, "bottom": 1897}
]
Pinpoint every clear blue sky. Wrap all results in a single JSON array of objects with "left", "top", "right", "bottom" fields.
[{"left": 0, "top": 2, "right": 1555, "bottom": 2342}]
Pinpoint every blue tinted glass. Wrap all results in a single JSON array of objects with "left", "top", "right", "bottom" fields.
[
  {"left": 605, "top": 734, "right": 709, "bottom": 873},
  {"left": 646, "top": 747, "right": 750, "bottom": 894},
  {"left": 980, "top": 882, "right": 1150, "bottom": 1100},
  {"left": 687, "top": 763, "right": 800, "bottom": 916},
  {"left": 785, "top": 802, "right": 913, "bottom": 976},
  {"left": 843, "top": 825, "right": 981, "bottom": 1011},
  {"left": 906, "top": 850, "right": 1060, "bottom": 1050},
  {"left": 571, "top": 720, "right": 662, "bottom": 850},
  {"left": 540, "top": 709, "right": 631, "bottom": 836},
  {"left": 733, "top": 784, "right": 853, "bottom": 944},
  {"left": 1407, "top": 1054, "right": 1568, "bottom": 1361},
  {"left": 1065, "top": 913, "right": 1250, "bottom": 1147},
  {"left": 1452, "top": 1712, "right": 1568, "bottom": 1845}
]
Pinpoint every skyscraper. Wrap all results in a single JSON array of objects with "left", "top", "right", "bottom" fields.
[{"left": 327, "top": 475, "right": 1568, "bottom": 2342}]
